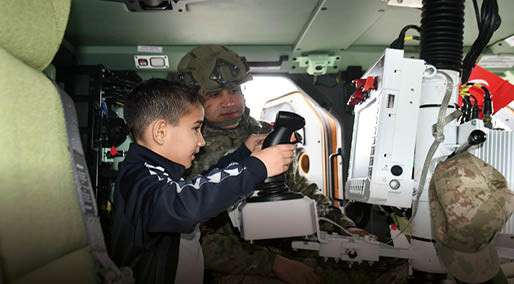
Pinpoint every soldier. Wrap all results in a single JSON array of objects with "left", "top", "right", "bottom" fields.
[
  {"left": 430, "top": 151, "right": 514, "bottom": 283},
  {"left": 176, "top": 45, "right": 377, "bottom": 284}
]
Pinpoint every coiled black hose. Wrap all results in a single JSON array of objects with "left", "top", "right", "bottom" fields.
[{"left": 420, "top": 0, "right": 465, "bottom": 72}]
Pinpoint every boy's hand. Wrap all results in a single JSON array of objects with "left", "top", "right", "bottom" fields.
[
  {"left": 251, "top": 144, "right": 295, "bottom": 177},
  {"left": 244, "top": 134, "right": 267, "bottom": 152},
  {"left": 273, "top": 255, "right": 320, "bottom": 284}
]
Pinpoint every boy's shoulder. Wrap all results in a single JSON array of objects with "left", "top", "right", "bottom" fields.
[{"left": 119, "top": 143, "right": 185, "bottom": 186}]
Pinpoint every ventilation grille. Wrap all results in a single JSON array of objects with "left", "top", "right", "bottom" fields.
[{"left": 470, "top": 130, "right": 514, "bottom": 234}]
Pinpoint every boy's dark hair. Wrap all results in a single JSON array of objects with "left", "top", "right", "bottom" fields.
[{"left": 124, "top": 78, "right": 202, "bottom": 140}]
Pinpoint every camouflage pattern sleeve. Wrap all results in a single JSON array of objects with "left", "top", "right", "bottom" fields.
[
  {"left": 285, "top": 162, "right": 356, "bottom": 229},
  {"left": 202, "top": 224, "right": 277, "bottom": 277}
]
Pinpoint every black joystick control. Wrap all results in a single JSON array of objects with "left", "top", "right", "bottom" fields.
[{"left": 247, "top": 111, "right": 305, "bottom": 202}]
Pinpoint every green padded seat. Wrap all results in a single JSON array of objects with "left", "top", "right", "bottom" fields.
[{"left": 0, "top": 1, "right": 97, "bottom": 283}]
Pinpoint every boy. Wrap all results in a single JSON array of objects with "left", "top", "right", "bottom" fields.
[{"left": 110, "top": 79, "right": 295, "bottom": 284}]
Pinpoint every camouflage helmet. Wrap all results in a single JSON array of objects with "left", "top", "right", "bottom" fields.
[
  {"left": 429, "top": 152, "right": 514, "bottom": 283},
  {"left": 177, "top": 45, "right": 251, "bottom": 93}
]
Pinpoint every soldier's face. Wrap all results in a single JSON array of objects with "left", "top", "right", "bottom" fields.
[{"left": 202, "top": 87, "right": 245, "bottom": 129}]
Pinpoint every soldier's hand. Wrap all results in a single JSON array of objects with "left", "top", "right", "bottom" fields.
[
  {"left": 272, "top": 255, "right": 320, "bottom": 284},
  {"left": 244, "top": 133, "right": 267, "bottom": 152},
  {"left": 245, "top": 132, "right": 298, "bottom": 152},
  {"left": 347, "top": 227, "right": 369, "bottom": 237},
  {"left": 251, "top": 144, "right": 295, "bottom": 177}
]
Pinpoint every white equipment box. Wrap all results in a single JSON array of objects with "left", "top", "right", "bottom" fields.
[
  {"left": 237, "top": 197, "right": 318, "bottom": 241},
  {"left": 346, "top": 48, "right": 426, "bottom": 208}
]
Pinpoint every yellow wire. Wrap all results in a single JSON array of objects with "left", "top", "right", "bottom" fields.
[{"left": 460, "top": 82, "right": 484, "bottom": 98}]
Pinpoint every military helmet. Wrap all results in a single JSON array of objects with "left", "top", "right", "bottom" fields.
[
  {"left": 429, "top": 151, "right": 514, "bottom": 283},
  {"left": 177, "top": 45, "right": 251, "bottom": 93}
]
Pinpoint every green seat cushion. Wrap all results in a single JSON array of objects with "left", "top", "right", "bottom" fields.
[
  {"left": 0, "top": 47, "right": 91, "bottom": 282},
  {"left": 12, "top": 247, "right": 97, "bottom": 284}
]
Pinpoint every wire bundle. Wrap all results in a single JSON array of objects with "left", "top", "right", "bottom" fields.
[
  {"left": 461, "top": 0, "right": 501, "bottom": 83},
  {"left": 458, "top": 83, "right": 494, "bottom": 127}
]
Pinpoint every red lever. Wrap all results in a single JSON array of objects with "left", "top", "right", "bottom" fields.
[{"left": 347, "top": 77, "right": 377, "bottom": 106}]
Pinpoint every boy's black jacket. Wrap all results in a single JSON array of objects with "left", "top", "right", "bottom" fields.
[{"left": 111, "top": 143, "right": 266, "bottom": 284}]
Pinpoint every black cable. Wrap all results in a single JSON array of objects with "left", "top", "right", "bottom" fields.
[
  {"left": 472, "top": 0, "right": 481, "bottom": 28},
  {"left": 461, "top": 0, "right": 501, "bottom": 83},
  {"left": 481, "top": 85, "right": 494, "bottom": 128},
  {"left": 470, "top": 95, "right": 480, "bottom": 120},
  {"left": 460, "top": 96, "right": 471, "bottom": 123},
  {"left": 389, "top": 25, "right": 421, "bottom": 49}
]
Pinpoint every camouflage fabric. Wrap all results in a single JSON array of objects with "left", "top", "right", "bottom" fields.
[
  {"left": 186, "top": 108, "right": 369, "bottom": 283},
  {"left": 207, "top": 255, "right": 408, "bottom": 284},
  {"left": 177, "top": 45, "right": 251, "bottom": 93},
  {"left": 429, "top": 151, "right": 514, "bottom": 284}
]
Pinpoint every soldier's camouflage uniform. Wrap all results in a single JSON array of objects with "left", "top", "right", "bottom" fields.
[{"left": 186, "top": 108, "right": 408, "bottom": 284}]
